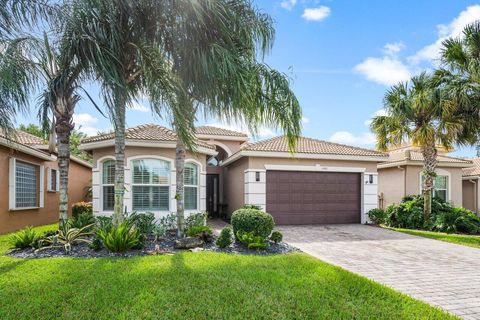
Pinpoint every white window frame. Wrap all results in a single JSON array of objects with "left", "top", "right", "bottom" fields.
[
  {"left": 184, "top": 161, "right": 200, "bottom": 211},
  {"left": 419, "top": 169, "right": 451, "bottom": 202},
  {"left": 101, "top": 159, "right": 115, "bottom": 212},
  {"left": 131, "top": 158, "right": 171, "bottom": 212},
  {"left": 9, "top": 158, "right": 44, "bottom": 210},
  {"left": 47, "top": 168, "right": 60, "bottom": 192}
]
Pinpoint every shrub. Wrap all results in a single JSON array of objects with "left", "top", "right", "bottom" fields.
[
  {"left": 186, "top": 225, "right": 213, "bottom": 243},
  {"left": 270, "top": 230, "right": 283, "bottom": 244},
  {"left": 96, "top": 216, "right": 113, "bottom": 232},
  {"left": 126, "top": 212, "right": 156, "bottom": 236},
  {"left": 38, "top": 224, "right": 94, "bottom": 253},
  {"left": 97, "top": 223, "right": 142, "bottom": 253},
  {"left": 433, "top": 207, "right": 480, "bottom": 234},
  {"left": 385, "top": 202, "right": 424, "bottom": 229},
  {"left": 231, "top": 208, "right": 274, "bottom": 239},
  {"left": 236, "top": 230, "right": 268, "bottom": 250},
  {"left": 10, "top": 227, "right": 39, "bottom": 249},
  {"left": 69, "top": 212, "right": 96, "bottom": 230},
  {"left": 72, "top": 202, "right": 93, "bottom": 219},
  {"left": 367, "top": 208, "right": 386, "bottom": 225},
  {"left": 242, "top": 204, "right": 263, "bottom": 210},
  {"left": 158, "top": 213, "right": 177, "bottom": 231},
  {"left": 153, "top": 224, "right": 167, "bottom": 241},
  {"left": 216, "top": 227, "right": 233, "bottom": 248},
  {"left": 89, "top": 237, "right": 103, "bottom": 251},
  {"left": 185, "top": 212, "right": 207, "bottom": 229}
]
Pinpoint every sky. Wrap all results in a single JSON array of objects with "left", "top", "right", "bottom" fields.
[{"left": 17, "top": 0, "right": 480, "bottom": 157}]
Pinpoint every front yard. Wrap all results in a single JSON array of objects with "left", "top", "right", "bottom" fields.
[
  {"left": 392, "top": 227, "right": 480, "bottom": 249},
  {"left": 0, "top": 225, "right": 456, "bottom": 319}
]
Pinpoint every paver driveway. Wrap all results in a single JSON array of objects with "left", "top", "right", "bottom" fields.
[{"left": 279, "top": 224, "right": 480, "bottom": 319}]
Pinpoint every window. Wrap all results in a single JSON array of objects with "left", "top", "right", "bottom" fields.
[
  {"left": 184, "top": 163, "right": 199, "bottom": 210},
  {"left": 421, "top": 174, "right": 449, "bottom": 202},
  {"left": 102, "top": 160, "right": 115, "bottom": 211},
  {"left": 132, "top": 159, "right": 170, "bottom": 211},
  {"left": 47, "top": 168, "right": 59, "bottom": 192},
  {"left": 9, "top": 159, "right": 43, "bottom": 209}
]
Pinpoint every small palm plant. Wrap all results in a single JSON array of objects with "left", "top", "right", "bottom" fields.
[{"left": 37, "top": 224, "right": 94, "bottom": 253}]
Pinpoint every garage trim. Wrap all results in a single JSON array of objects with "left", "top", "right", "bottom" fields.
[{"left": 264, "top": 164, "right": 366, "bottom": 173}]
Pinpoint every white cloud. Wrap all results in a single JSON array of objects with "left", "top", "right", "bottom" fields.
[
  {"left": 410, "top": 5, "right": 480, "bottom": 64},
  {"left": 302, "top": 116, "right": 310, "bottom": 124},
  {"left": 302, "top": 6, "right": 331, "bottom": 21},
  {"left": 329, "top": 131, "right": 376, "bottom": 146},
  {"left": 130, "top": 101, "right": 149, "bottom": 113},
  {"left": 363, "top": 109, "right": 388, "bottom": 126},
  {"left": 354, "top": 56, "right": 411, "bottom": 86},
  {"left": 280, "top": 0, "right": 297, "bottom": 10},
  {"left": 383, "top": 42, "right": 405, "bottom": 56},
  {"left": 205, "top": 122, "right": 276, "bottom": 140},
  {"left": 73, "top": 113, "right": 100, "bottom": 136}
]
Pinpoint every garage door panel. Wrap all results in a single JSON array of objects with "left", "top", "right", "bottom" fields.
[{"left": 266, "top": 171, "right": 361, "bottom": 225}]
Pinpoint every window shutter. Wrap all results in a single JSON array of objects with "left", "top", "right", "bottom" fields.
[
  {"left": 39, "top": 166, "right": 44, "bottom": 208},
  {"left": 47, "top": 168, "right": 52, "bottom": 192},
  {"left": 56, "top": 170, "right": 60, "bottom": 192},
  {"left": 8, "top": 158, "right": 16, "bottom": 210}
]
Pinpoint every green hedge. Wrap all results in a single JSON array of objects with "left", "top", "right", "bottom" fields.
[{"left": 231, "top": 208, "right": 274, "bottom": 239}]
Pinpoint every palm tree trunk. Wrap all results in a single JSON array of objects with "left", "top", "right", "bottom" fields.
[
  {"left": 112, "top": 93, "right": 126, "bottom": 226},
  {"left": 56, "top": 117, "right": 73, "bottom": 228},
  {"left": 175, "top": 138, "right": 186, "bottom": 237},
  {"left": 422, "top": 144, "right": 438, "bottom": 221}
]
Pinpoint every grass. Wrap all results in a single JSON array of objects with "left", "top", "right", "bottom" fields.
[
  {"left": 391, "top": 227, "right": 480, "bottom": 249},
  {"left": 0, "top": 225, "right": 456, "bottom": 319}
]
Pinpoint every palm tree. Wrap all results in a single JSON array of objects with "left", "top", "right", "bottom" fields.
[
  {"left": 64, "top": 0, "right": 302, "bottom": 227},
  {"left": 371, "top": 72, "right": 472, "bottom": 219}
]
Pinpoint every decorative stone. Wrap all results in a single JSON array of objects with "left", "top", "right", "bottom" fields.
[
  {"left": 174, "top": 237, "right": 204, "bottom": 249},
  {"left": 189, "top": 247, "right": 204, "bottom": 252}
]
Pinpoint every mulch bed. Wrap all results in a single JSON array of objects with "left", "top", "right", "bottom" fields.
[{"left": 7, "top": 233, "right": 299, "bottom": 259}]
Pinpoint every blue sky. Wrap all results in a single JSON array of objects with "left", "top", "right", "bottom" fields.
[{"left": 17, "top": 1, "right": 480, "bottom": 156}]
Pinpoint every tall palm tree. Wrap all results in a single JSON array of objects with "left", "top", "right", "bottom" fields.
[
  {"left": 64, "top": 0, "right": 302, "bottom": 227},
  {"left": 371, "top": 72, "right": 472, "bottom": 219}
]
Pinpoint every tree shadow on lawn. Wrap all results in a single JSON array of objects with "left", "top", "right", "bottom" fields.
[{"left": 0, "top": 253, "right": 454, "bottom": 320}]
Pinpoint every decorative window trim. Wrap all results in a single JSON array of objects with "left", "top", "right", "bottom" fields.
[
  {"left": 101, "top": 159, "right": 115, "bottom": 212},
  {"left": 9, "top": 158, "right": 44, "bottom": 210},
  {"left": 184, "top": 161, "right": 200, "bottom": 211},
  {"left": 47, "top": 168, "right": 60, "bottom": 192}
]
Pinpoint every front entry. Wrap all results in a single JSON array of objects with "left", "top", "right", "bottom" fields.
[{"left": 206, "top": 174, "right": 219, "bottom": 217}]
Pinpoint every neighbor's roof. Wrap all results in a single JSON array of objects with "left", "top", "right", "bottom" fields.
[
  {"left": 0, "top": 129, "right": 46, "bottom": 146},
  {"left": 241, "top": 136, "right": 388, "bottom": 157},
  {"left": 81, "top": 124, "right": 215, "bottom": 149},
  {"left": 378, "top": 150, "right": 472, "bottom": 169},
  {"left": 463, "top": 158, "right": 480, "bottom": 177},
  {"left": 196, "top": 126, "right": 248, "bottom": 138}
]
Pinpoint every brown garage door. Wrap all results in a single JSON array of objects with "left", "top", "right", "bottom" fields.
[{"left": 266, "top": 170, "right": 361, "bottom": 225}]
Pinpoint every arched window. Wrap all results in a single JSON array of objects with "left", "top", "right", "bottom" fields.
[
  {"left": 184, "top": 162, "right": 199, "bottom": 210},
  {"left": 102, "top": 160, "right": 115, "bottom": 211},
  {"left": 132, "top": 159, "right": 170, "bottom": 211}
]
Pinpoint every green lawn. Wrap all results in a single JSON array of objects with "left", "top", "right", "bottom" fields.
[
  {"left": 391, "top": 227, "right": 480, "bottom": 249},
  {"left": 0, "top": 225, "right": 456, "bottom": 319}
]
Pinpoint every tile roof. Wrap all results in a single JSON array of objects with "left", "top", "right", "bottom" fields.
[
  {"left": 383, "top": 150, "right": 472, "bottom": 165},
  {"left": 463, "top": 158, "right": 480, "bottom": 177},
  {"left": 81, "top": 124, "right": 215, "bottom": 149},
  {"left": 196, "top": 126, "right": 248, "bottom": 138},
  {"left": 0, "top": 129, "right": 46, "bottom": 146},
  {"left": 241, "top": 136, "right": 388, "bottom": 157}
]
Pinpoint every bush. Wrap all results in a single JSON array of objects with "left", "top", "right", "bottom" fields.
[
  {"left": 185, "top": 212, "right": 207, "bottom": 229},
  {"left": 270, "top": 230, "right": 283, "bottom": 244},
  {"left": 72, "top": 202, "right": 93, "bottom": 219},
  {"left": 186, "top": 225, "right": 213, "bottom": 243},
  {"left": 126, "top": 212, "right": 156, "bottom": 236},
  {"left": 38, "top": 224, "right": 94, "bottom": 253},
  {"left": 69, "top": 212, "right": 96, "bottom": 230},
  {"left": 236, "top": 230, "right": 268, "bottom": 250},
  {"left": 367, "top": 208, "right": 386, "bottom": 225},
  {"left": 97, "top": 222, "right": 142, "bottom": 253},
  {"left": 216, "top": 227, "right": 233, "bottom": 248},
  {"left": 89, "top": 237, "right": 103, "bottom": 251},
  {"left": 153, "top": 224, "right": 167, "bottom": 241},
  {"left": 10, "top": 227, "right": 39, "bottom": 249},
  {"left": 231, "top": 208, "right": 274, "bottom": 239},
  {"left": 158, "top": 213, "right": 177, "bottom": 231},
  {"left": 96, "top": 216, "right": 113, "bottom": 232},
  {"left": 433, "top": 207, "right": 480, "bottom": 234},
  {"left": 242, "top": 204, "right": 263, "bottom": 210}
]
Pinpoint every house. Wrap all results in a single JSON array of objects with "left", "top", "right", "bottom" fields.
[
  {"left": 0, "top": 130, "right": 92, "bottom": 234},
  {"left": 463, "top": 158, "right": 480, "bottom": 213},
  {"left": 80, "top": 124, "right": 388, "bottom": 224},
  {"left": 377, "top": 144, "right": 473, "bottom": 209}
]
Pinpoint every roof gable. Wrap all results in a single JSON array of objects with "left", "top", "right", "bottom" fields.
[{"left": 196, "top": 126, "right": 248, "bottom": 138}]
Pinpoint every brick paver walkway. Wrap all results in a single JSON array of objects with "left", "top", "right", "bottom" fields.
[{"left": 279, "top": 224, "right": 480, "bottom": 319}]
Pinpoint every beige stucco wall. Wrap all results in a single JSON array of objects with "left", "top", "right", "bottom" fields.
[
  {"left": 247, "top": 157, "right": 379, "bottom": 172},
  {"left": 223, "top": 157, "right": 249, "bottom": 216},
  {"left": 378, "top": 167, "right": 406, "bottom": 208},
  {"left": 463, "top": 179, "right": 477, "bottom": 212}
]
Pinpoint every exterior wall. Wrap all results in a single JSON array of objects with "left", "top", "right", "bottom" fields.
[
  {"left": 378, "top": 167, "right": 406, "bottom": 208},
  {"left": 91, "top": 146, "right": 208, "bottom": 219},
  {"left": 463, "top": 178, "right": 478, "bottom": 213},
  {"left": 223, "top": 157, "right": 249, "bottom": 216},
  {"left": 0, "top": 145, "right": 91, "bottom": 234},
  {"left": 198, "top": 138, "right": 244, "bottom": 156}
]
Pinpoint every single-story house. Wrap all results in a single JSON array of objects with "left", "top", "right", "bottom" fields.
[
  {"left": 80, "top": 124, "right": 388, "bottom": 224},
  {"left": 377, "top": 145, "right": 473, "bottom": 209},
  {"left": 0, "top": 130, "right": 92, "bottom": 234},
  {"left": 463, "top": 158, "right": 480, "bottom": 213}
]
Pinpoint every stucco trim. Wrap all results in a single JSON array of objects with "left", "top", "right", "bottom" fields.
[
  {"left": 264, "top": 164, "right": 366, "bottom": 173},
  {"left": 0, "top": 137, "right": 54, "bottom": 161},
  {"left": 196, "top": 134, "right": 248, "bottom": 142},
  {"left": 222, "top": 150, "right": 387, "bottom": 166},
  {"left": 378, "top": 160, "right": 473, "bottom": 169}
]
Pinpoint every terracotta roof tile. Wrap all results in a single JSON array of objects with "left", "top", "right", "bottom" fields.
[
  {"left": 383, "top": 150, "right": 472, "bottom": 165},
  {"left": 463, "top": 158, "right": 480, "bottom": 177},
  {"left": 81, "top": 124, "right": 215, "bottom": 149},
  {"left": 0, "top": 129, "right": 46, "bottom": 146},
  {"left": 241, "top": 136, "right": 387, "bottom": 157},
  {"left": 196, "top": 126, "right": 247, "bottom": 138}
]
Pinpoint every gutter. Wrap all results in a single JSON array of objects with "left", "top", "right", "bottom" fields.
[{"left": 0, "top": 137, "right": 54, "bottom": 161}]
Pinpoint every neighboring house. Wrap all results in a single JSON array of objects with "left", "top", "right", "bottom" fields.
[
  {"left": 462, "top": 158, "right": 480, "bottom": 213},
  {"left": 0, "top": 130, "right": 92, "bottom": 234},
  {"left": 377, "top": 144, "right": 473, "bottom": 210},
  {"left": 80, "top": 124, "right": 388, "bottom": 224}
]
